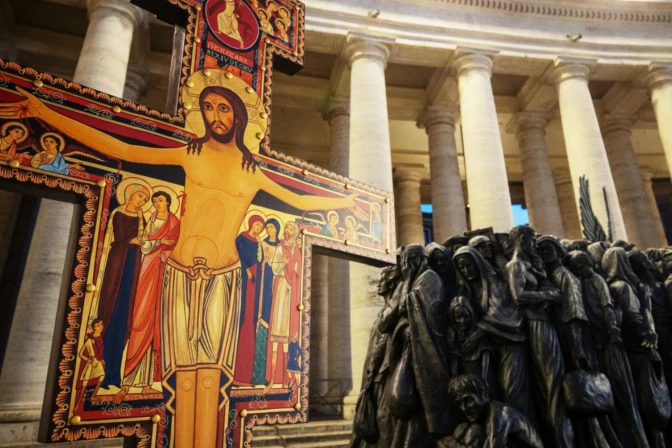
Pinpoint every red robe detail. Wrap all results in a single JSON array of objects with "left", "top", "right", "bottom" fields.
[
  {"left": 265, "top": 239, "right": 302, "bottom": 385},
  {"left": 123, "top": 212, "right": 180, "bottom": 380}
]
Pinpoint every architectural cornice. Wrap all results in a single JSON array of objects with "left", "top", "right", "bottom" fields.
[
  {"left": 427, "top": 0, "right": 672, "bottom": 24},
  {"left": 304, "top": 3, "right": 672, "bottom": 67}
]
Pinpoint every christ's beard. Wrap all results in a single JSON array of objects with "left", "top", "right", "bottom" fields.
[{"left": 209, "top": 122, "right": 235, "bottom": 144}]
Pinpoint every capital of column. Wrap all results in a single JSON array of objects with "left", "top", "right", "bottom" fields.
[
  {"left": 419, "top": 104, "right": 460, "bottom": 133},
  {"left": 506, "top": 111, "right": 548, "bottom": 140},
  {"left": 393, "top": 166, "right": 424, "bottom": 184},
  {"left": 86, "top": 0, "right": 146, "bottom": 27},
  {"left": 600, "top": 113, "right": 635, "bottom": 136},
  {"left": 640, "top": 168, "right": 654, "bottom": 184},
  {"left": 554, "top": 168, "right": 573, "bottom": 186},
  {"left": 322, "top": 97, "right": 350, "bottom": 122},
  {"left": 343, "top": 35, "right": 391, "bottom": 69},
  {"left": 451, "top": 53, "right": 493, "bottom": 78},
  {"left": 548, "top": 60, "right": 592, "bottom": 87},
  {"left": 644, "top": 63, "right": 672, "bottom": 92}
]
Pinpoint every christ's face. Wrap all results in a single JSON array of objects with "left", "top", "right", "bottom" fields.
[
  {"left": 203, "top": 93, "right": 235, "bottom": 139},
  {"left": 43, "top": 137, "right": 59, "bottom": 154},
  {"left": 153, "top": 195, "right": 168, "bottom": 213}
]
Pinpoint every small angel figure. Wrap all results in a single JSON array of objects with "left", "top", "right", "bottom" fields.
[
  {"left": 344, "top": 215, "right": 359, "bottom": 243},
  {"left": 322, "top": 211, "right": 340, "bottom": 239},
  {"left": 31, "top": 132, "right": 84, "bottom": 175}
]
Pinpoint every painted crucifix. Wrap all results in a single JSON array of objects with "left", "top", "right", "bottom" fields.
[{"left": 0, "top": 0, "right": 395, "bottom": 447}]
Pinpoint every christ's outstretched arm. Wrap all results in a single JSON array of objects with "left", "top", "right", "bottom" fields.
[
  {"left": 0, "top": 87, "right": 185, "bottom": 165},
  {"left": 258, "top": 168, "right": 358, "bottom": 212}
]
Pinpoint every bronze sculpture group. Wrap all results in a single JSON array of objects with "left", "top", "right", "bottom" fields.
[{"left": 350, "top": 225, "right": 672, "bottom": 448}]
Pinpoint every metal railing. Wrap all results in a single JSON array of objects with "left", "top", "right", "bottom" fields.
[{"left": 308, "top": 378, "right": 352, "bottom": 419}]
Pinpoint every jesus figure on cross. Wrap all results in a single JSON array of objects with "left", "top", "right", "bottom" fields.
[{"left": 0, "top": 84, "right": 357, "bottom": 448}]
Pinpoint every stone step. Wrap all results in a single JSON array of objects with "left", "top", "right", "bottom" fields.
[
  {"left": 259, "top": 442, "right": 350, "bottom": 448},
  {"left": 251, "top": 419, "right": 352, "bottom": 447},
  {"left": 252, "top": 429, "right": 352, "bottom": 447},
  {"left": 286, "top": 441, "right": 350, "bottom": 448},
  {"left": 252, "top": 419, "right": 352, "bottom": 436}
]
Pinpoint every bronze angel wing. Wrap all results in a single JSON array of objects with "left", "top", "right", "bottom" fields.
[{"left": 579, "top": 175, "right": 608, "bottom": 242}]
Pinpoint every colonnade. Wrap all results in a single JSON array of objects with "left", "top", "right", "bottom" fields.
[
  {"left": 2, "top": 0, "right": 672, "bottom": 428},
  {"left": 326, "top": 43, "right": 672, "bottom": 416}
]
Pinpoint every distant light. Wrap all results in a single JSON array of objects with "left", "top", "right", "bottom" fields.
[
  {"left": 368, "top": 9, "right": 381, "bottom": 18},
  {"left": 566, "top": 34, "right": 582, "bottom": 42},
  {"left": 421, "top": 204, "right": 433, "bottom": 213},
  {"left": 512, "top": 204, "right": 529, "bottom": 226}
]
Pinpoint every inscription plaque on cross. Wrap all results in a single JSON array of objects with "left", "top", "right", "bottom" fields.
[{"left": 0, "top": 0, "right": 395, "bottom": 446}]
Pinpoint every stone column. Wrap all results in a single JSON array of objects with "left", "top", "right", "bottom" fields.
[
  {"left": 73, "top": 0, "right": 145, "bottom": 97},
  {"left": 602, "top": 115, "right": 667, "bottom": 248},
  {"left": 343, "top": 36, "right": 393, "bottom": 418},
  {"left": 640, "top": 170, "right": 668, "bottom": 247},
  {"left": 645, "top": 64, "right": 672, "bottom": 181},
  {"left": 123, "top": 69, "right": 147, "bottom": 103},
  {"left": 554, "top": 169, "right": 583, "bottom": 240},
  {"left": 324, "top": 99, "right": 352, "bottom": 405},
  {"left": 308, "top": 254, "right": 329, "bottom": 414},
  {"left": 421, "top": 105, "right": 467, "bottom": 241},
  {"left": 508, "top": 112, "right": 564, "bottom": 237},
  {"left": 550, "top": 61, "right": 627, "bottom": 241},
  {"left": 0, "top": 2, "right": 16, "bottom": 61},
  {"left": 393, "top": 167, "right": 425, "bottom": 245},
  {"left": 453, "top": 53, "right": 513, "bottom": 231},
  {"left": 0, "top": 200, "right": 74, "bottom": 443}
]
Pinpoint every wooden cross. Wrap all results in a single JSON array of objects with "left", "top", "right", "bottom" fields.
[{"left": 0, "top": 0, "right": 395, "bottom": 447}]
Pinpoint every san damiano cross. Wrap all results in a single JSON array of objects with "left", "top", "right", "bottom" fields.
[{"left": 0, "top": 0, "right": 395, "bottom": 447}]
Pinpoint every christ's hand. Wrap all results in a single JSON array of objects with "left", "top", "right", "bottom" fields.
[{"left": 0, "top": 87, "right": 46, "bottom": 120}]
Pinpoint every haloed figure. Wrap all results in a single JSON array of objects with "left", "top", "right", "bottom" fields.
[
  {"left": 0, "top": 123, "right": 26, "bottom": 159},
  {"left": 98, "top": 185, "right": 149, "bottom": 391},
  {"left": 114, "top": 191, "right": 180, "bottom": 403},
  {"left": 31, "top": 133, "right": 84, "bottom": 175}
]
